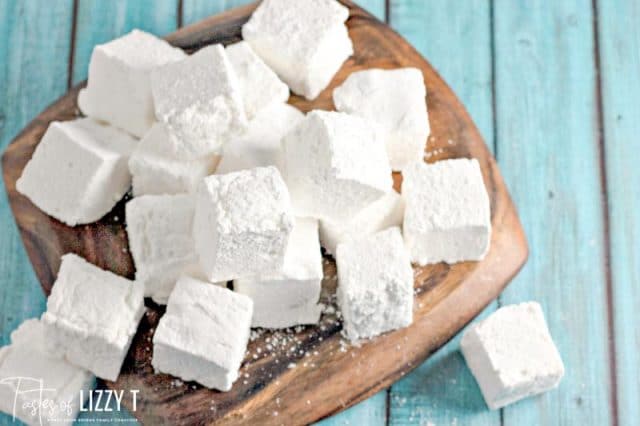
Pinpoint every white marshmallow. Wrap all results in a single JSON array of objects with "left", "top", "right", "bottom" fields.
[
  {"left": 128, "top": 123, "right": 219, "bottom": 196},
  {"left": 193, "top": 166, "right": 294, "bottom": 282},
  {"left": 460, "top": 302, "right": 565, "bottom": 410},
  {"left": 336, "top": 227, "right": 413, "bottom": 341},
  {"left": 16, "top": 118, "right": 137, "bottom": 226},
  {"left": 78, "top": 29, "right": 186, "bottom": 137},
  {"left": 0, "top": 319, "right": 95, "bottom": 426},
  {"left": 216, "top": 103, "right": 304, "bottom": 174},
  {"left": 402, "top": 158, "right": 491, "bottom": 265},
  {"left": 234, "top": 217, "right": 323, "bottom": 329},
  {"left": 151, "top": 44, "right": 247, "bottom": 160},
  {"left": 320, "top": 190, "right": 404, "bottom": 255},
  {"left": 226, "top": 41, "right": 289, "bottom": 119},
  {"left": 152, "top": 276, "right": 253, "bottom": 391},
  {"left": 333, "top": 68, "right": 430, "bottom": 170},
  {"left": 41, "top": 254, "right": 145, "bottom": 381},
  {"left": 282, "top": 110, "right": 393, "bottom": 222},
  {"left": 125, "top": 194, "right": 197, "bottom": 304},
  {"left": 242, "top": 0, "right": 353, "bottom": 100}
]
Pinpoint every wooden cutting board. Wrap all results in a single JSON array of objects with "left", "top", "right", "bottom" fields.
[{"left": 1, "top": 1, "right": 528, "bottom": 424}]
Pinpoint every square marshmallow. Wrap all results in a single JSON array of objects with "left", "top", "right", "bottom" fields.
[
  {"left": 336, "top": 227, "right": 413, "bottom": 341},
  {"left": 235, "top": 217, "right": 323, "bottom": 329},
  {"left": 283, "top": 110, "right": 392, "bottom": 222},
  {"left": 129, "top": 123, "right": 219, "bottom": 196},
  {"left": 242, "top": 0, "right": 353, "bottom": 100},
  {"left": 0, "top": 319, "right": 95, "bottom": 426},
  {"left": 460, "top": 302, "right": 565, "bottom": 410},
  {"left": 216, "top": 103, "right": 303, "bottom": 174},
  {"left": 193, "top": 166, "right": 294, "bottom": 282},
  {"left": 16, "top": 118, "right": 137, "bottom": 226},
  {"left": 333, "top": 68, "right": 430, "bottom": 170},
  {"left": 42, "top": 254, "right": 145, "bottom": 381},
  {"left": 78, "top": 29, "right": 186, "bottom": 137},
  {"left": 126, "top": 194, "right": 197, "bottom": 304},
  {"left": 226, "top": 41, "right": 289, "bottom": 119},
  {"left": 152, "top": 276, "right": 253, "bottom": 391},
  {"left": 151, "top": 44, "right": 246, "bottom": 160},
  {"left": 320, "top": 190, "right": 404, "bottom": 256},
  {"left": 402, "top": 158, "right": 491, "bottom": 265}
]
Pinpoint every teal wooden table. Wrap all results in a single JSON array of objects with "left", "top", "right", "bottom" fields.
[{"left": 0, "top": 1, "right": 637, "bottom": 425}]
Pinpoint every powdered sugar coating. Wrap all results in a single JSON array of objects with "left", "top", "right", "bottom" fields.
[
  {"left": 402, "top": 158, "right": 491, "bottom": 265},
  {"left": 333, "top": 68, "right": 430, "bottom": 170},
  {"left": 242, "top": 0, "right": 353, "bottom": 100},
  {"left": 126, "top": 194, "right": 197, "bottom": 304},
  {"left": 320, "top": 190, "right": 404, "bottom": 255},
  {"left": 226, "top": 41, "right": 289, "bottom": 119},
  {"left": 336, "top": 227, "right": 414, "bottom": 341},
  {"left": 16, "top": 118, "right": 136, "bottom": 226},
  {"left": 78, "top": 29, "right": 186, "bottom": 137},
  {"left": 41, "top": 254, "right": 145, "bottom": 381},
  {"left": 193, "top": 166, "right": 294, "bottom": 282},
  {"left": 151, "top": 44, "right": 247, "bottom": 160},
  {"left": 235, "top": 217, "right": 323, "bottom": 328},
  {"left": 460, "top": 302, "right": 565, "bottom": 409},
  {"left": 217, "top": 103, "right": 303, "bottom": 174},
  {"left": 282, "top": 110, "right": 392, "bottom": 222},
  {"left": 129, "top": 123, "right": 219, "bottom": 196},
  {"left": 152, "top": 276, "right": 253, "bottom": 391}
]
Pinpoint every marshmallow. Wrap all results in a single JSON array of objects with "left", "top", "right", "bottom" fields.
[
  {"left": 78, "top": 29, "right": 186, "bottom": 137},
  {"left": 41, "top": 254, "right": 145, "bottom": 381},
  {"left": 0, "top": 319, "right": 95, "bottom": 426},
  {"left": 151, "top": 45, "right": 246, "bottom": 160},
  {"left": 193, "top": 166, "right": 294, "bottom": 282},
  {"left": 235, "top": 217, "right": 323, "bottom": 328},
  {"left": 460, "top": 302, "right": 565, "bottom": 410},
  {"left": 226, "top": 41, "right": 289, "bottom": 119},
  {"left": 320, "top": 190, "right": 404, "bottom": 255},
  {"left": 282, "top": 110, "right": 393, "bottom": 222},
  {"left": 242, "top": 0, "right": 353, "bottom": 100},
  {"left": 128, "top": 123, "right": 219, "bottom": 196},
  {"left": 402, "top": 158, "right": 491, "bottom": 265},
  {"left": 333, "top": 68, "right": 430, "bottom": 170},
  {"left": 336, "top": 227, "right": 413, "bottom": 341},
  {"left": 125, "top": 194, "right": 197, "bottom": 304},
  {"left": 16, "top": 118, "right": 137, "bottom": 226},
  {"left": 216, "top": 103, "right": 304, "bottom": 174},
  {"left": 152, "top": 276, "right": 253, "bottom": 391}
]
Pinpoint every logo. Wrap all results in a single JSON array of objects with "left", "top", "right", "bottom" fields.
[{"left": 1, "top": 376, "right": 139, "bottom": 424}]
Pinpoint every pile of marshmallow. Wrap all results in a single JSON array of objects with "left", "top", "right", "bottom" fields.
[{"left": 2, "top": 0, "right": 563, "bottom": 423}]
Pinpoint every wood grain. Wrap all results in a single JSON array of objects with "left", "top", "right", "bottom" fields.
[
  {"left": 493, "top": 0, "right": 614, "bottom": 424},
  {"left": 596, "top": 0, "right": 640, "bottom": 424},
  {"left": 1, "top": 1, "right": 527, "bottom": 424}
]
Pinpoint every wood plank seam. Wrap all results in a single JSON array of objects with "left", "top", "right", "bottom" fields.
[
  {"left": 591, "top": 0, "right": 618, "bottom": 424},
  {"left": 177, "top": 0, "right": 184, "bottom": 28},
  {"left": 67, "top": 0, "right": 79, "bottom": 90},
  {"left": 489, "top": 2, "right": 504, "bottom": 423}
]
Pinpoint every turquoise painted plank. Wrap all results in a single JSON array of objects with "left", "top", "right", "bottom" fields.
[
  {"left": 596, "top": 0, "right": 640, "bottom": 424},
  {"left": 388, "top": 305, "right": 499, "bottom": 426},
  {"left": 0, "top": 1, "right": 72, "bottom": 425},
  {"left": 182, "top": 0, "right": 254, "bottom": 26},
  {"left": 389, "top": 0, "right": 495, "bottom": 150},
  {"left": 356, "top": 0, "right": 385, "bottom": 21},
  {"left": 72, "top": 0, "right": 179, "bottom": 85},
  {"left": 387, "top": 1, "right": 499, "bottom": 424},
  {"left": 315, "top": 391, "right": 387, "bottom": 426},
  {"left": 494, "top": 1, "right": 613, "bottom": 425}
]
